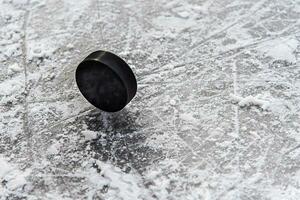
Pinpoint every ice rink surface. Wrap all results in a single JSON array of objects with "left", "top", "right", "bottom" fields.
[{"left": 1, "top": 0, "right": 300, "bottom": 199}]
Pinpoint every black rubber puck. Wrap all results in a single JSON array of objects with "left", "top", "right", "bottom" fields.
[{"left": 75, "top": 50, "right": 137, "bottom": 112}]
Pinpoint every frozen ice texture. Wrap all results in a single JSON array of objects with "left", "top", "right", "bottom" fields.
[{"left": 0, "top": 0, "right": 300, "bottom": 199}]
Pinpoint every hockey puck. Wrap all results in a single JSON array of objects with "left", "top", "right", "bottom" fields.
[{"left": 75, "top": 50, "right": 137, "bottom": 112}]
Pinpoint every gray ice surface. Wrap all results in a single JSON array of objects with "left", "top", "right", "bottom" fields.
[{"left": 0, "top": 0, "right": 300, "bottom": 199}]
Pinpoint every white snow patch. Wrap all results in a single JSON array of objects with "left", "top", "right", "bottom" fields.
[
  {"left": 170, "top": 99, "right": 176, "bottom": 106},
  {"left": 0, "top": 74, "right": 24, "bottom": 104},
  {"left": 0, "top": 75, "right": 23, "bottom": 96},
  {"left": 28, "top": 42, "right": 56, "bottom": 60},
  {"left": 62, "top": 0, "right": 91, "bottom": 26},
  {"left": 82, "top": 130, "right": 98, "bottom": 141},
  {"left": 259, "top": 38, "right": 298, "bottom": 62},
  {"left": 0, "top": 156, "right": 31, "bottom": 194},
  {"left": 180, "top": 113, "right": 198, "bottom": 123},
  {"left": 8, "top": 63, "right": 22, "bottom": 74},
  {"left": 230, "top": 94, "right": 270, "bottom": 110},
  {"left": 85, "top": 159, "right": 153, "bottom": 200},
  {"left": 0, "top": 157, "right": 11, "bottom": 178},
  {"left": 152, "top": 15, "right": 196, "bottom": 32},
  {"left": 144, "top": 159, "right": 212, "bottom": 199},
  {"left": 230, "top": 93, "right": 293, "bottom": 120},
  {"left": 47, "top": 141, "right": 61, "bottom": 155},
  {"left": 0, "top": 105, "right": 23, "bottom": 139},
  {"left": 265, "top": 185, "right": 300, "bottom": 200}
]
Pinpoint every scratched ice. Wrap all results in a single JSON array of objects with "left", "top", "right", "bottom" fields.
[{"left": 0, "top": 0, "right": 300, "bottom": 199}]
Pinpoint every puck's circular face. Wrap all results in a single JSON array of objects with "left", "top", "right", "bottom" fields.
[{"left": 76, "top": 60, "right": 127, "bottom": 112}]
